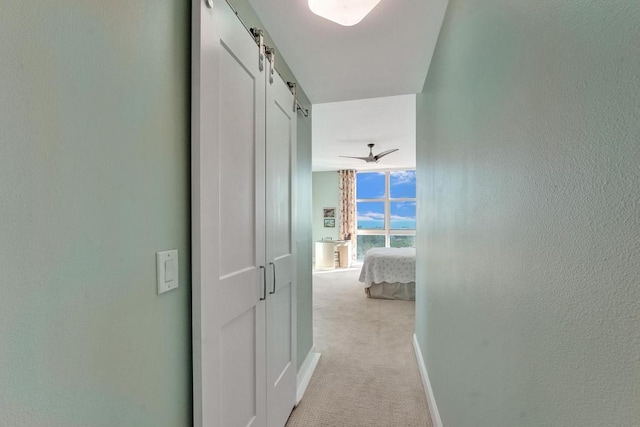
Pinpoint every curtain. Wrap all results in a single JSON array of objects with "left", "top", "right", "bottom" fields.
[{"left": 338, "top": 170, "right": 357, "bottom": 264}]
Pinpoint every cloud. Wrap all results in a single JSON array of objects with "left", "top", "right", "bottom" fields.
[
  {"left": 391, "top": 170, "right": 415, "bottom": 184},
  {"left": 390, "top": 214, "right": 415, "bottom": 221},
  {"left": 359, "top": 171, "right": 385, "bottom": 180},
  {"left": 357, "top": 212, "right": 385, "bottom": 221},
  {"left": 392, "top": 202, "right": 415, "bottom": 209}
]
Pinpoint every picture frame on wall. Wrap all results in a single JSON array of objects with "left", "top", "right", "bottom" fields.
[
  {"left": 324, "top": 218, "right": 335, "bottom": 228},
  {"left": 323, "top": 207, "right": 336, "bottom": 218}
]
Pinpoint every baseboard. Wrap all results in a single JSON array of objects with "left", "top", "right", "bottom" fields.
[
  {"left": 413, "top": 334, "right": 443, "bottom": 427},
  {"left": 296, "top": 346, "right": 321, "bottom": 405}
]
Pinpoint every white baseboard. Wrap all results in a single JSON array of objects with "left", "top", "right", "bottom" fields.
[
  {"left": 413, "top": 334, "right": 443, "bottom": 427},
  {"left": 296, "top": 346, "right": 321, "bottom": 405}
]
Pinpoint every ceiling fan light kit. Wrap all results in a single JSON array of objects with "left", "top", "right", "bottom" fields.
[
  {"left": 340, "top": 143, "right": 399, "bottom": 163},
  {"left": 308, "top": 0, "right": 383, "bottom": 26}
]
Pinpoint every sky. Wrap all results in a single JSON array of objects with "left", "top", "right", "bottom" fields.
[{"left": 356, "top": 171, "right": 416, "bottom": 229}]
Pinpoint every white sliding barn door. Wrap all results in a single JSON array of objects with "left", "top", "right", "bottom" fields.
[
  {"left": 265, "top": 73, "right": 297, "bottom": 427},
  {"left": 193, "top": 1, "right": 299, "bottom": 426},
  {"left": 192, "top": 0, "right": 266, "bottom": 426}
]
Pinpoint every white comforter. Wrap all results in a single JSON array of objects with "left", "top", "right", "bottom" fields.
[{"left": 358, "top": 247, "right": 416, "bottom": 287}]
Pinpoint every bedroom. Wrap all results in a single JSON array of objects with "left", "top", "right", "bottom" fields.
[
  {"left": 290, "top": 94, "right": 424, "bottom": 423},
  {"left": 311, "top": 94, "right": 418, "bottom": 300}
]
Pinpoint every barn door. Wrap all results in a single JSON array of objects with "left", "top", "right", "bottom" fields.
[
  {"left": 265, "top": 65, "right": 298, "bottom": 427},
  {"left": 192, "top": 0, "right": 267, "bottom": 426}
]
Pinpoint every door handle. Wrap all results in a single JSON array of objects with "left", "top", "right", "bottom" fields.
[
  {"left": 259, "top": 266, "right": 266, "bottom": 301},
  {"left": 269, "top": 262, "right": 276, "bottom": 294}
]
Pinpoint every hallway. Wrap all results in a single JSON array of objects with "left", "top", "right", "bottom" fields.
[{"left": 286, "top": 269, "right": 431, "bottom": 426}]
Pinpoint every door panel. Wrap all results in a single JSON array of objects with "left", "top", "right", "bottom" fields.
[
  {"left": 221, "top": 308, "right": 258, "bottom": 427},
  {"left": 216, "top": 4, "right": 267, "bottom": 424},
  {"left": 266, "top": 69, "right": 297, "bottom": 427},
  {"left": 219, "top": 43, "right": 257, "bottom": 277},
  {"left": 267, "top": 283, "right": 292, "bottom": 385},
  {"left": 219, "top": 270, "right": 262, "bottom": 326},
  {"left": 268, "top": 100, "right": 293, "bottom": 258},
  {"left": 193, "top": 1, "right": 266, "bottom": 426}
]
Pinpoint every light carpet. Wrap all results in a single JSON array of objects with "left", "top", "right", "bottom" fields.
[{"left": 286, "top": 269, "right": 432, "bottom": 427}]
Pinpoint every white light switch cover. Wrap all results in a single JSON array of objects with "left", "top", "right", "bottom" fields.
[{"left": 157, "top": 250, "right": 178, "bottom": 294}]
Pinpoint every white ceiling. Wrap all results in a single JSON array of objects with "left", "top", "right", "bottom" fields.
[
  {"left": 248, "top": 0, "right": 449, "bottom": 104},
  {"left": 312, "top": 95, "right": 416, "bottom": 172},
  {"left": 248, "top": 0, "right": 448, "bottom": 172}
]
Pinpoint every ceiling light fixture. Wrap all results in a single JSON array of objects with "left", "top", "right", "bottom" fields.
[{"left": 308, "top": 0, "right": 383, "bottom": 26}]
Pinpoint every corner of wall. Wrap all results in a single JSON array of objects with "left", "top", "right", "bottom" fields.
[{"left": 413, "top": 334, "right": 443, "bottom": 427}]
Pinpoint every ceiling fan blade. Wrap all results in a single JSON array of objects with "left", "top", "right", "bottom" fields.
[
  {"left": 339, "top": 155, "right": 370, "bottom": 161},
  {"left": 374, "top": 148, "right": 399, "bottom": 160}
]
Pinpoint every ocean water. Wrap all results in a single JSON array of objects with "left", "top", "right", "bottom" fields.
[{"left": 358, "top": 220, "right": 415, "bottom": 230}]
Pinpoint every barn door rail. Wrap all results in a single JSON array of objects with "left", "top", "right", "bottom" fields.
[{"left": 287, "top": 82, "right": 310, "bottom": 117}]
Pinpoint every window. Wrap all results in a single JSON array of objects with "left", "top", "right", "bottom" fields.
[{"left": 356, "top": 170, "right": 416, "bottom": 260}]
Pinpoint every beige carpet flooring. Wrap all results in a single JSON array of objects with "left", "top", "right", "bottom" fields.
[{"left": 286, "top": 269, "right": 432, "bottom": 427}]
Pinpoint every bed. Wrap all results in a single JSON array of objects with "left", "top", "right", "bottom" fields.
[{"left": 358, "top": 247, "right": 416, "bottom": 300}]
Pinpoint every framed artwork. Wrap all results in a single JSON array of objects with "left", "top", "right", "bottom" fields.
[
  {"left": 323, "top": 207, "right": 336, "bottom": 218},
  {"left": 324, "top": 218, "right": 335, "bottom": 228}
]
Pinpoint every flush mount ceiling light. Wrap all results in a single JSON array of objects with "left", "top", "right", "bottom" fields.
[{"left": 308, "top": 0, "right": 383, "bottom": 26}]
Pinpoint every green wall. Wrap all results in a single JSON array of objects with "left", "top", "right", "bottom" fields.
[
  {"left": 415, "top": 0, "right": 640, "bottom": 426},
  {"left": 226, "top": 0, "right": 314, "bottom": 370},
  {"left": 296, "top": 107, "right": 314, "bottom": 370},
  {"left": 312, "top": 172, "right": 341, "bottom": 248},
  {"left": 0, "top": 1, "right": 191, "bottom": 426}
]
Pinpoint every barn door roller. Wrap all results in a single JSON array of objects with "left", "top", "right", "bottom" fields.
[
  {"left": 287, "top": 82, "right": 309, "bottom": 118},
  {"left": 249, "top": 28, "right": 265, "bottom": 72},
  {"left": 265, "top": 46, "right": 275, "bottom": 84}
]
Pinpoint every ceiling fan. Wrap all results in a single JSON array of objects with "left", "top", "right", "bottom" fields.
[{"left": 339, "top": 143, "right": 399, "bottom": 163}]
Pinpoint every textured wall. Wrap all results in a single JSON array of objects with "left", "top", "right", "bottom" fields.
[
  {"left": 296, "top": 107, "right": 314, "bottom": 368},
  {"left": 415, "top": 0, "right": 640, "bottom": 426},
  {"left": 312, "top": 172, "right": 341, "bottom": 247},
  {"left": 0, "top": 2, "right": 191, "bottom": 426}
]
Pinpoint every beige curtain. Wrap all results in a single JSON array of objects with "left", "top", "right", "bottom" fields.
[{"left": 338, "top": 170, "right": 357, "bottom": 264}]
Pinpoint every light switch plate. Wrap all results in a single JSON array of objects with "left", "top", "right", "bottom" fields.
[{"left": 157, "top": 250, "right": 179, "bottom": 294}]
